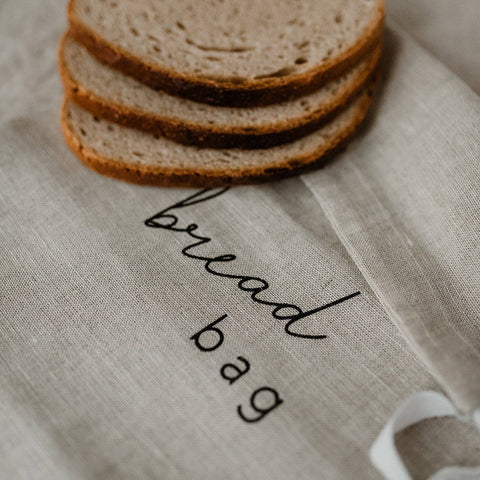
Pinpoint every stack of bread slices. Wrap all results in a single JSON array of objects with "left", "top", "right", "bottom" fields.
[{"left": 59, "top": 0, "right": 385, "bottom": 187}]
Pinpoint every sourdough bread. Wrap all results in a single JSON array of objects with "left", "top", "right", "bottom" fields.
[
  {"left": 60, "top": 33, "right": 381, "bottom": 149},
  {"left": 68, "top": 0, "right": 384, "bottom": 106},
  {"left": 61, "top": 78, "right": 377, "bottom": 187}
]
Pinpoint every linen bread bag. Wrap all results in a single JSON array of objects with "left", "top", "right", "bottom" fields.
[{"left": 3, "top": 0, "right": 480, "bottom": 478}]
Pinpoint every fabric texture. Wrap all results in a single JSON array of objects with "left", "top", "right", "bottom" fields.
[
  {"left": 303, "top": 25, "right": 480, "bottom": 413},
  {"left": 1, "top": 1, "right": 479, "bottom": 479},
  {"left": 387, "top": 0, "right": 480, "bottom": 95}
]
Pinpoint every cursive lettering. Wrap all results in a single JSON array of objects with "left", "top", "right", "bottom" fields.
[{"left": 145, "top": 188, "right": 361, "bottom": 340}]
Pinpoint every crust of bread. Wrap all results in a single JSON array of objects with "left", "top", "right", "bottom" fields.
[
  {"left": 67, "top": 0, "right": 384, "bottom": 107},
  {"left": 59, "top": 31, "right": 381, "bottom": 150},
  {"left": 60, "top": 76, "right": 378, "bottom": 188}
]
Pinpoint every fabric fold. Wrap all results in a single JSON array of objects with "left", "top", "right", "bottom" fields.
[{"left": 302, "top": 23, "right": 480, "bottom": 413}]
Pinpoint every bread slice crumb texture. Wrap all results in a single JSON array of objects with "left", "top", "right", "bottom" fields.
[
  {"left": 69, "top": 0, "right": 384, "bottom": 105},
  {"left": 60, "top": 32, "right": 381, "bottom": 148},
  {"left": 61, "top": 78, "right": 377, "bottom": 187}
]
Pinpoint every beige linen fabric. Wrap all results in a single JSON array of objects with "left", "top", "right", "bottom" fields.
[
  {"left": 303, "top": 26, "right": 480, "bottom": 413},
  {"left": 388, "top": 0, "right": 480, "bottom": 94},
  {"left": 1, "top": 1, "right": 479, "bottom": 479}
]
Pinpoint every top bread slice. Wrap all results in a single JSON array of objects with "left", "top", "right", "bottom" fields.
[
  {"left": 59, "top": 32, "right": 381, "bottom": 149},
  {"left": 68, "top": 0, "right": 384, "bottom": 106}
]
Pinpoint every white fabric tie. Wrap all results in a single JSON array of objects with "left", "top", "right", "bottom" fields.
[{"left": 370, "top": 391, "right": 480, "bottom": 480}]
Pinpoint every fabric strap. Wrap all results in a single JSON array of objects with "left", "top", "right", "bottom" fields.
[{"left": 370, "top": 391, "right": 480, "bottom": 480}]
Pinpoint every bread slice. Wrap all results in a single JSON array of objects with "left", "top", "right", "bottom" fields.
[
  {"left": 60, "top": 77, "right": 378, "bottom": 187},
  {"left": 59, "top": 32, "right": 381, "bottom": 149},
  {"left": 68, "top": 0, "right": 384, "bottom": 107}
]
